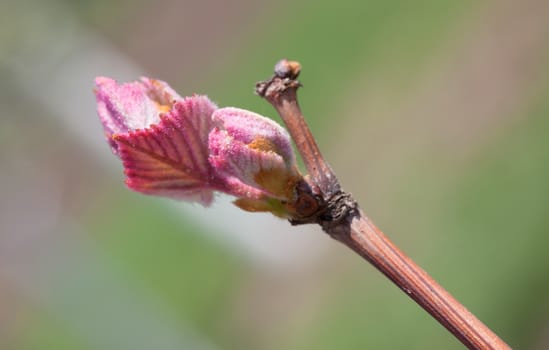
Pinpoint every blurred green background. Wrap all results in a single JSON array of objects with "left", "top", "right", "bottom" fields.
[{"left": 1, "top": 0, "right": 548, "bottom": 349}]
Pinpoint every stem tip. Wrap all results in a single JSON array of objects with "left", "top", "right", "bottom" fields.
[{"left": 274, "top": 59, "right": 302, "bottom": 80}]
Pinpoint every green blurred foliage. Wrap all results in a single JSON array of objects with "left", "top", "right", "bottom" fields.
[{"left": 86, "top": 193, "right": 245, "bottom": 332}]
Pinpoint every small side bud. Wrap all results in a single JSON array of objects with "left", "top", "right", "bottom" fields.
[
  {"left": 209, "top": 107, "right": 302, "bottom": 212},
  {"left": 274, "top": 59, "right": 301, "bottom": 79}
]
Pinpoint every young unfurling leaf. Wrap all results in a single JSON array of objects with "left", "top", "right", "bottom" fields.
[{"left": 94, "top": 77, "right": 303, "bottom": 216}]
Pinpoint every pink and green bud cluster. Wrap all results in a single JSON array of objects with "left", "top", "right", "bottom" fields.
[{"left": 94, "top": 77, "right": 301, "bottom": 217}]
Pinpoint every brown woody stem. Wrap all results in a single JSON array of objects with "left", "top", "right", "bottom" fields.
[
  {"left": 256, "top": 59, "right": 511, "bottom": 350},
  {"left": 256, "top": 59, "right": 338, "bottom": 198}
]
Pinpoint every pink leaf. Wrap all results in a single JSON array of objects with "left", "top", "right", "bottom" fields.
[
  {"left": 113, "top": 95, "right": 220, "bottom": 206},
  {"left": 94, "top": 76, "right": 303, "bottom": 213},
  {"left": 94, "top": 77, "right": 182, "bottom": 154},
  {"left": 209, "top": 108, "right": 299, "bottom": 200}
]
